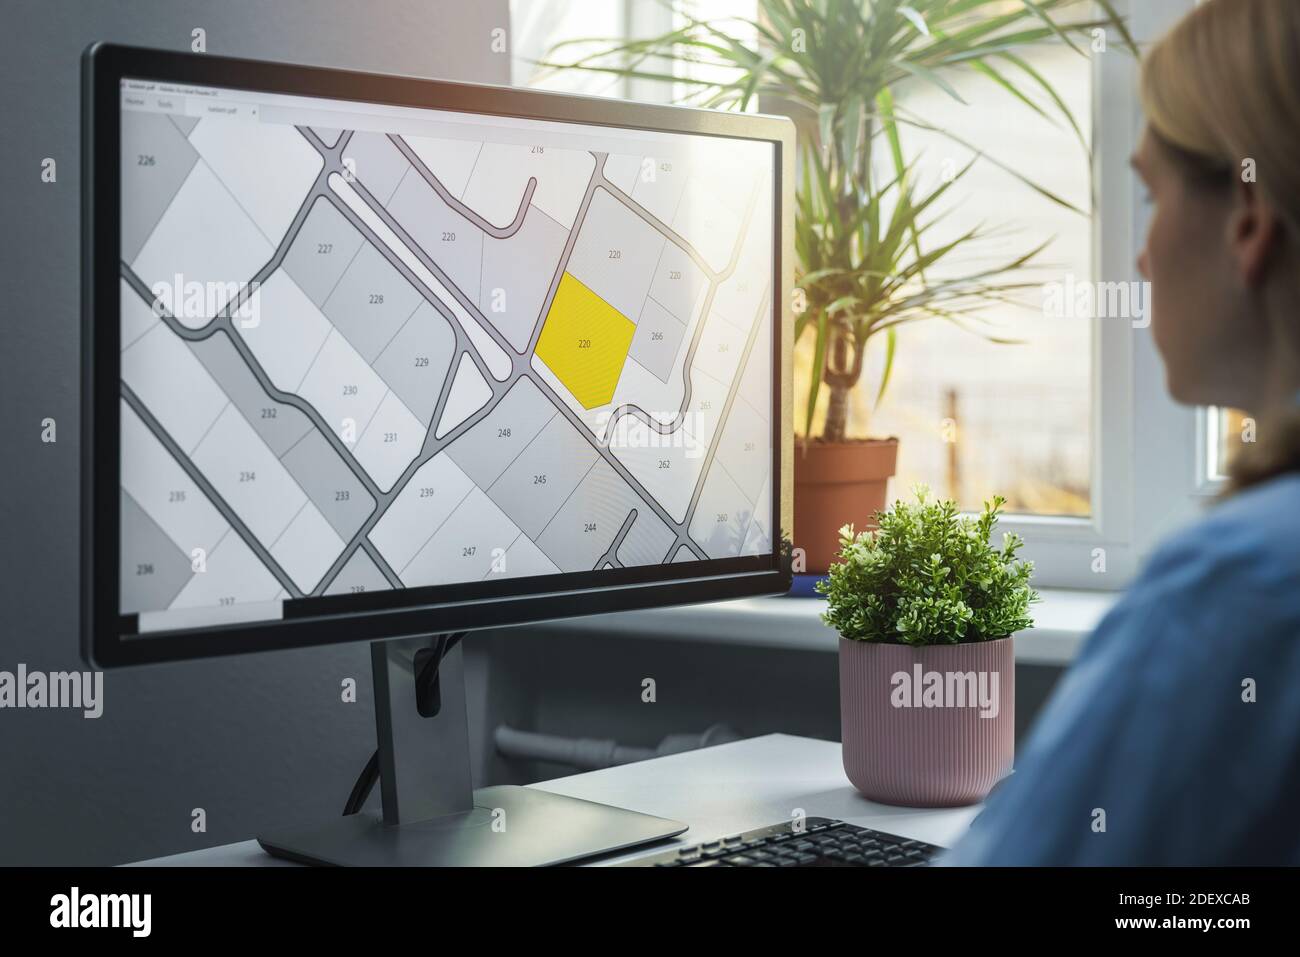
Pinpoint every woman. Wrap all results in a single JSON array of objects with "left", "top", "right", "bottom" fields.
[{"left": 942, "top": 0, "right": 1300, "bottom": 866}]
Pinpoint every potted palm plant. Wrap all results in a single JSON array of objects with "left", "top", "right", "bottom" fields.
[
  {"left": 819, "top": 486, "right": 1037, "bottom": 806},
  {"left": 544, "top": 0, "right": 1133, "bottom": 571}
]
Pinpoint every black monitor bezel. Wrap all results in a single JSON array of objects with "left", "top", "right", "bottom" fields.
[{"left": 83, "top": 42, "right": 794, "bottom": 668}]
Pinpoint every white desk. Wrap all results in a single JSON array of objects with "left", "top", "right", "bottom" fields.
[{"left": 133, "top": 734, "right": 981, "bottom": 866}]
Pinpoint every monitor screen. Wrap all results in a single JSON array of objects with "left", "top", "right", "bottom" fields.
[{"left": 114, "top": 74, "right": 777, "bottom": 636}]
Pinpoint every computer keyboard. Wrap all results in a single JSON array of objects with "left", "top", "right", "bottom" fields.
[{"left": 620, "top": 817, "right": 943, "bottom": 867}]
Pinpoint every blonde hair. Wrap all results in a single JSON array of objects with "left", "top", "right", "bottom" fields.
[{"left": 1140, "top": 0, "right": 1300, "bottom": 493}]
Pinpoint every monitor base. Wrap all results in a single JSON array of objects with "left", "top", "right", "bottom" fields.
[
  {"left": 258, "top": 784, "right": 686, "bottom": 866},
  {"left": 259, "top": 635, "right": 685, "bottom": 866}
]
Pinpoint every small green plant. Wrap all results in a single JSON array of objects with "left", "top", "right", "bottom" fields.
[{"left": 817, "top": 485, "right": 1037, "bottom": 645}]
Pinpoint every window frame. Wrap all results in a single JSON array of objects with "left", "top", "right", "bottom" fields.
[
  {"left": 992, "top": 0, "right": 1204, "bottom": 591},
  {"left": 1198, "top": 406, "right": 1231, "bottom": 490}
]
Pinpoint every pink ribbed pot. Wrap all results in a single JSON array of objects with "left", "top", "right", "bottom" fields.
[{"left": 839, "top": 637, "right": 1014, "bottom": 807}]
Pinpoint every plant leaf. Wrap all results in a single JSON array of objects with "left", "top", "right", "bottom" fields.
[
  {"left": 875, "top": 326, "right": 897, "bottom": 409},
  {"left": 1018, "top": 0, "right": 1084, "bottom": 56},
  {"left": 803, "top": 307, "right": 829, "bottom": 439}
]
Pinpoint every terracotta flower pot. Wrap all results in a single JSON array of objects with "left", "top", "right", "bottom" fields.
[
  {"left": 793, "top": 438, "right": 898, "bottom": 574},
  {"left": 839, "top": 637, "right": 1015, "bottom": 807}
]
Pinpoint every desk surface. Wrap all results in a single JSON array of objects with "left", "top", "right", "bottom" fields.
[{"left": 134, "top": 734, "right": 981, "bottom": 866}]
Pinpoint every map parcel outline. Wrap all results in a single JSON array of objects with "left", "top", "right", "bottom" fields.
[{"left": 118, "top": 81, "right": 775, "bottom": 631}]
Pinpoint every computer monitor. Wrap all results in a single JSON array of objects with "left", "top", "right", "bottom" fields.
[{"left": 82, "top": 43, "right": 793, "bottom": 865}]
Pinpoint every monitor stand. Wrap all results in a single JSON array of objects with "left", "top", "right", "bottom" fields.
[{"left": 257, "top": 634, "right": 687, "bottom": 866}]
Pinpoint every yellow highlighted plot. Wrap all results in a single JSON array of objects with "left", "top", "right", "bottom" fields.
[{"left": 535, "top": 272, "right": 635, "bottom": 410}]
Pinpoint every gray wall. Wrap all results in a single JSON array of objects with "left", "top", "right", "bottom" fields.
[{"left": 0, "top": 0, "right": 510, "bottom": 866}]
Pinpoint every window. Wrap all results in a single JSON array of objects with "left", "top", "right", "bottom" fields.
[
  {"left": 511, "top": 1, "right": 629, "bottom": 96},
  {"left": 1206, "top": 407, "right": 1247, "bottom": 482},
  {"left": 511, "top": 0, "right": 753, "bottom": 100},
  {"left": 512, "top": 0, "right": 1208, "bottom": 589},
  {"left": 793, "top": 41, "right": 1094, "bottom": 520}
]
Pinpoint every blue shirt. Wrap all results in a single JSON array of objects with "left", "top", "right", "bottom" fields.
[{"left": 940, "top": 473, "right": 1300, "bottom": 866}]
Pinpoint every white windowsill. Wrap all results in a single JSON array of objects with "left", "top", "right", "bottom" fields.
[{"left": 525, "top": 588, "right": 1120, "bottom": 667}]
